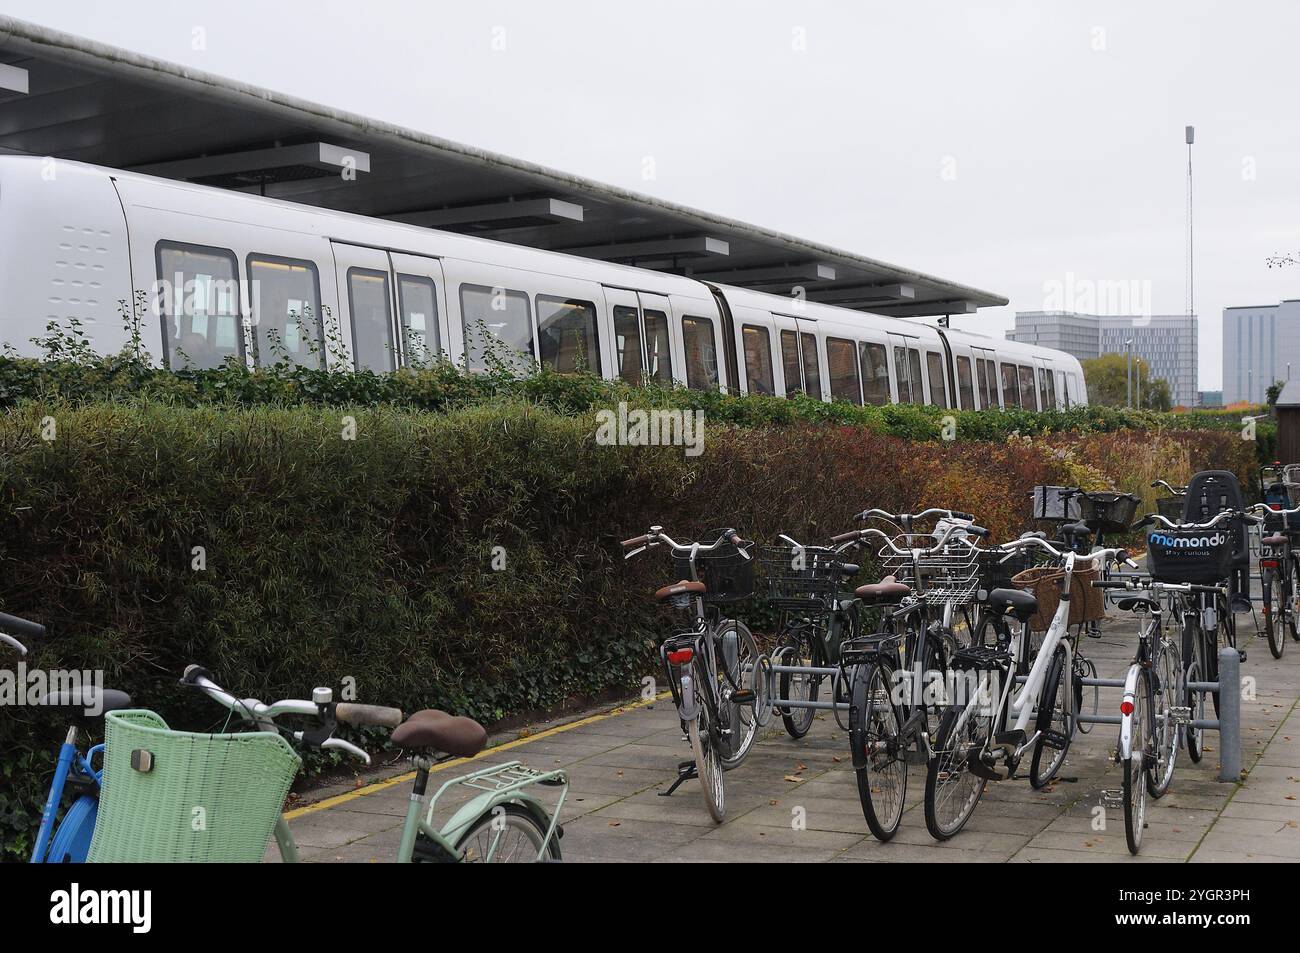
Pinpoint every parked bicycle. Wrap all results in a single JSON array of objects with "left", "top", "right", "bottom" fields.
[
  {"left": 622, "top": 525, "right": 761, "bottom": 822},
  {"left": 86, "top": 666, "right": 568, "bottom": 862},
  {"left": 1091, "top": 575, "right": 1203, "bottom": 853},
  {"left": 830, "top": 511, "right": 991, "bottom": 841},
  {"left": 1249, "top": 499, "right": 1300, "bottom": 658},
  {"left": 921, "top": 537, "right": 1135, "bottom": 841}
]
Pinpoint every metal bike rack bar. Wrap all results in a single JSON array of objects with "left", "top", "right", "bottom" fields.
[{"left": 764, "top": 663, "right": 849, "bottom": 712}]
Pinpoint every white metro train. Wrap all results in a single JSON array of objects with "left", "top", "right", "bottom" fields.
[{"left": 0, "top": 157, "right": 1086, "bottom": 410}]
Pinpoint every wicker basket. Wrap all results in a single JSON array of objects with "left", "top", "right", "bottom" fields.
[
  {"left": 87, "top": 709, "right": 301, "bottom": 863},
  {"left": 1011, "top": 564, "right": 1104, "bottom": 631}
]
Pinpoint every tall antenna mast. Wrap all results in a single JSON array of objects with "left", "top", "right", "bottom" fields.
[{"left": 1185, "top": 125, "right": 1195, "bottom": 322}]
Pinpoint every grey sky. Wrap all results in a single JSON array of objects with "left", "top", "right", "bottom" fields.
[{"left": 10, "top": 0, "right": 1299, "bottom": 391}]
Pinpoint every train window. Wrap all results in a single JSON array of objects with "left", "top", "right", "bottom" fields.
[
  {"left": 826, "top": 337, "right": 861, "bottom": 405},
  {"left": 977, "top": 357, "right": 998, "bottom": 409},
  {"left": 781, "top": 330, "right": 803, "bottom": 396},
  {"left": 396, "top": 274, "right": 440, "bottom": 366},
  {"left": 1037, "top": 367, "right": 1049, "bottom": 410},
  {"left": 1045, "top": 369, "right": 1056, "bottom": 408},
  {"left": 956, "top": 356, "right": 974, "bottom": 410},
  {"left": 893, "top": 346, "right": 911, "bottom": 402},
  {"left": 613, "top": 305, "right": 642, "bottom": 385},
  {"left": 156, "top": 242, "right": 242, "bottom": 370},
  {"left": 642, "top": 309, "right": 673, "bottom": 384},
  {"left": 246, "top": 254, "right": 325, "bottom": 369},
  {"left": 681, "top": 316, "right": 719, "bottom": 391},
  {"left": 906, "top": 349, "right": 924, "bottom": 404},
  {"left": 1018, "top": 365, "right": 1038, "bottom": 410},
  {"left": 1000, "top": 362, "right": 1019, "bottom": 408},
  {"left": 800, "top": 333, "right": 822, "bottom": 400},
  {"left": 925, "top": 352, "right": 947, "bottom": 408},
  {"left": 537, "top": 295, "right": 600, "bottom": 374},
  {"left": 460, "top": 284, "right": 533, "bottom": 371},
  {"left": 347, "top": 268, "right": 396, "bottom": 373},
  {"left": 742, "top": 325, "right": 775, "bottom": 395},
  {"left": 859, "top": 341, "right": 890, "bottom": 406}
]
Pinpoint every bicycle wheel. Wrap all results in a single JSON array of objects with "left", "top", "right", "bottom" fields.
[
  {"left": 1205, "top": 616, "right": 1221, "bottom": 718},
  {"left": 1029, "top": 644, "right": 1073, "bottom": 789},
  {"left": 924, "top": 703, "right": 991, "bottom": 841},
  {"left": 1182, "top": 615, "right": 1206, "bottom": 763},
  {"left": 1147, "top": 632, "right": 1179, "bottom": 798},
  {"left": 778, "top": 623, "right": 820, "bottom": 739},
  {"left": 1121, "top": 668, "right": 1150, "bottom": 855},
  {"left": 1289, "top": 555, "right": 1300, "bottom": 642},
  {"left": 1264, "top": 569, "right": 1285, "bottom": 659},
  {"left": 455, "top": 803, "right": 562, "bottom": 863},
  {"left": 716, "top": 619, "right": 760, "bottom": 770},
  {"left": 688, "top": 682, "right": 726, "bottom": 823},
  {"left": 850, "top": 660, "right": 907, "bottom": 841}
]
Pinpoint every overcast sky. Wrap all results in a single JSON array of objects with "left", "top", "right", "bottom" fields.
[{"left": 9, "top": 0, "right": 1299, "bottom": 389}]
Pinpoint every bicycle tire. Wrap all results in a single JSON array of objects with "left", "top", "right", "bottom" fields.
[
  {"left": 717, "top": 619, "right": 760, "bottom": 770},
  {"left": 454, "top": 803, "right": 562, "bottom": 863},
  {"left": 688, "top": 686, "right": 726, "bottom": 823},
  {"left": 1183, "top": 608, "right": 1206, "bottom": 764},
  {"left": 850, "top": 660, "right": 907, "bottom": 841},
  {"left": 778, "top": 623, "right": 820, "bottom": 739},
  {"left": 1122, "top": 668, "right": 1150, "bottom": 855},
  {"left": 1029, "top": 644, "right": 1072, "bottom": 789},
  {"left": 1290, "top": 554, "right": 1300, "bottom": 642},
  {"left": 1147, "top": 631, "right": 1179, "bottom": 798},
  {"left": 1264, "top": 570, "right": 1285, "bottom": 659},
  {"left": 924, "top": 704, "right": 990, "bottom": 841}
]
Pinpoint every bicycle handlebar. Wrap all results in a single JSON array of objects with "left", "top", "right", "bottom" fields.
[
  {"left": 999, "top": 535, "right": 1137, "bottom": 569},
  {"left": 1249, "top": 501, "right": 1300, "bottom": 518},
  {"left": 1150, "top": 480, "right": 1186, "bottom": 494},
  {"left": 1135, "top": 509, "right": 1261, "bottom": 531},
  {"left": 836, "top": 521, "right": 988, "bottom": 555},
  {"left": 181, "top": 665, "right": 401, "bottom": 764},
  {"left": 621, "top": 526, "right": 751, "bottom": 560},
  {"left": 1092, "top": 577, "right": 1225, "bottom": 596}
]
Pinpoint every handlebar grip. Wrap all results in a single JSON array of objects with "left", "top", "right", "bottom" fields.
[
  {"left": 966, "top": 525, "right": 991, "bottom": 538},
  {"left": 950, "top": 511, "right": 975, "bottom": 522},
  {"left": 728, "top": 532, "right": 744, "bottom": 547},
  {"left": 182, "top": 664, "right": 213, "bottom": 685},
  {"left": 335, "top": 703, "right": 404, "bottom": 729},
  {"left": 831, "top": 531, "right": 860, "bottom": 543},
  {"left": 1092, "top": 580, "right": 1130, "bottom": 589},
  {"left": 1133, "top": 515, "right": 1153, "bottom": 529},
  {"left": 621, "top": 535, "right": 650, "bottom": 548},
  {"left": 0, "top": 612, "right": 44, "bottom": 640}
]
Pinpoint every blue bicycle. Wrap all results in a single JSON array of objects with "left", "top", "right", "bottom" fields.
[{"left": 2, "top": 610, "right": 134, "bottom": 864}]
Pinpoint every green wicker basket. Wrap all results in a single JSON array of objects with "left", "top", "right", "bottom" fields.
[{"left": 87, "top": 709, "right": 301, "bottom": 863}]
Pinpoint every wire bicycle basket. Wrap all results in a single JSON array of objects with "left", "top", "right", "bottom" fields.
[
  {"left": 878, "top": 535, "right": 981, "bottom": 606},
  {"left": 756, "top": 544, "right": 844, "bottom": 609},
  {"left": 672, "top": 538, "right": 756, "bottom": 604},
  {"left": 1156, "top": 494, "right": 1186, "bottom": 522},
  {"left": 1075, "top": 491, "right": 1140, "bottom": 535}
]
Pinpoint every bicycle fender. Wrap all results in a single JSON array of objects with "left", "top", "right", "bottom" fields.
[
  {"left": 44, "top": 794, "right": 97, "bottom": 864},
  {"left": 847, "top": 664, "right": 871, "bottom": 771},
  {"left": 1118, "top": 665, "right": 1141, "bottom": 761}
]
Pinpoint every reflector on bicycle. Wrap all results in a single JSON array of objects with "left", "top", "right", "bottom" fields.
[{"left": 667, "top": 648, "right": 694, "bottom": 665}]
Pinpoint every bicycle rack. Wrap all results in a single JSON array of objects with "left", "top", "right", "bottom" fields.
[{"left": 1022, "top": 647, "right": 1242, "bottom": 782}]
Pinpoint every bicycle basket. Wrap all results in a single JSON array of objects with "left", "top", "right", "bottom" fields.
[
  {"left": 880, "top": 536, "right": 981, "bottom": 606},
  {"left": 1146, "top": 527, "right": 1234, "bottom": 585},
  {"left": 756, "top": 545, "right": 842, "bottom": 609},
  {"left": 672, "top": 540, "right": 755, "bottom": 604},
  {"left": 1075, "top": 491, "right": 1140, "bottom": 535},
  {"left": 1031, "top": 485, "right": 1080, "bottom": 522},
  {"left": 1011, "top": 564, "right": 1104, "bottom": 631},
  {"left": 87, "top": 709, "right": 301, "bottom": 863},
  {"left": 1155, "top": 495, "right": 1186, "bottom": 521},
  {"left": 976, "top": 548, "right": 1032, "bottom": 592}
]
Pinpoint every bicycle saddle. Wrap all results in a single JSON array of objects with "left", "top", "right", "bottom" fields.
[
  {"left": 1018, "top": 531, "right": 1047, "bottom": 540},
  {"left": 655, "top": 580, "right": 706, "bottom": 601},
  {"left": 854, "top": 575, "right": 911, "bottom": 605},
  {"left": 391, "top": 709, "right": 488, "bottom": 758},
  {"left": 1263, "top": 534, "right": 1288, "bottom": 547},
  {"left": 38, "top": 687, "right": 133, "bottom": 716},
  {"left": 1116, "top": 597, "right": 1160, "bottom": 613},
  {"left": 1061, "top": 522, "right": 1092, "bottom": 538},
  {"left": 986, "top": 587, "right": 1038, "bottom": 622}
]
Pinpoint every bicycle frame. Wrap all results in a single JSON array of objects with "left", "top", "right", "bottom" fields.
[{"left": 30, "top": 728, "right": 103, "bottom": 864}]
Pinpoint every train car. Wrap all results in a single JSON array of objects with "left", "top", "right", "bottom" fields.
[{"left": 0, "top": 156, "right": 1086, "bottom": 408}]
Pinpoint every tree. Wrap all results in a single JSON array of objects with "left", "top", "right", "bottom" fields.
[{"left": 1081, "top": 352, "right": 1172, "bottom": 411}]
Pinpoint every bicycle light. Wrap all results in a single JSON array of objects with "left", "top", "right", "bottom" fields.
[
  {"left": 1120, "top": 699, "right": 1134, "bottom": 716},
  {"left": 312, "top": 687, "right": 333, "bottom": 705},
  {"left": 667, "top": 648, "right": 694, "bottom": 666}
]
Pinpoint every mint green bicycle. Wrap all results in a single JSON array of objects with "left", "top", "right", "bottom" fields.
[{"left": 88, "top": 665, "right": 567, "bottom": 863}]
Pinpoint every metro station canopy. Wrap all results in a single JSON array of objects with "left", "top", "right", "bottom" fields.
[{"left": 0, "top": 16, "right": 1006, "bottom": 317}]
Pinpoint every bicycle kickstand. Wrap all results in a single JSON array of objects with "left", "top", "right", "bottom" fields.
[{"left": 660, "top": 759, "right": 698, "bottom": 797}]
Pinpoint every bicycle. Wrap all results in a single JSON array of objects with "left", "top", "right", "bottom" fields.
[
  {"left": 1249, "top": 499, "right": 1300, "bottom": 659},
  {"left": 758, "top": 534, "right": 862, "bottom": 739},
  {"left": 830, "top": 512, "right": 991, "bottom": 841},
  {"left": 622, "top": 525, "right": 761, "bottom": 822},
  {"left": 921, "top": 536, "right": 1135, "bottom": 841},
  {"left": 170, "top": 666, "right": 568, "bottom": 862},
  {"left": 1091, "top": 575, "right": 1203, "bottom": 854},
  {"left": 1139, "top": 508, "right": 1261, "bottom": 746},
  {"left": 1152, "top": 479, "right": 1189, "bottom": 523}
]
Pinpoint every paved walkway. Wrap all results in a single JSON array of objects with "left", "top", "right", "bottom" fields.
[{"left": 271, "top": 607, "right": 1300, "bottom": 863}]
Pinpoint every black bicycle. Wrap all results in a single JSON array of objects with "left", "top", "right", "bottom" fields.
[
  {"left": 1251, "top": 497, "right": 1300, "bottom": 659},
  {"left": 622, "top": 525, "right": 761, "bottom": 822}
]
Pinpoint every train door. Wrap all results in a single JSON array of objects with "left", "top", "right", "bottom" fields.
[
  {"left": 971, "top": 345, "right": 1000, "bottom": 409},
  {"left": 388, "top": 252, "right": 449, "bottom": 367},
  {"left": 331, "top": 242, "right": 399, "bottom": 373},
  {"left": 888, "top": 332, "right": 924, "bottom": 405},
  {"left": 773, "top": 314, "right": 823, "bottom": 399},
  {"left": 602, "top": 286, "right": 676, "bottom": 387}
]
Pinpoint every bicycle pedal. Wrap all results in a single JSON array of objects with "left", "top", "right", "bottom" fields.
[
  {"left": 730, "top": 689, "right": 756, "bottom": 706},
  {"left": 1040, "top": 728, "right": 1069, "bottom": 750},
  {"left": 1098, "top": 789, "right": 1124, "bottom": 808},
  {"left": 1239, "top": 649, "right": 1247, "bottom": 663},
  {"left": 1168, "top": 705, "right": 1192, "bottom": 727}
]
